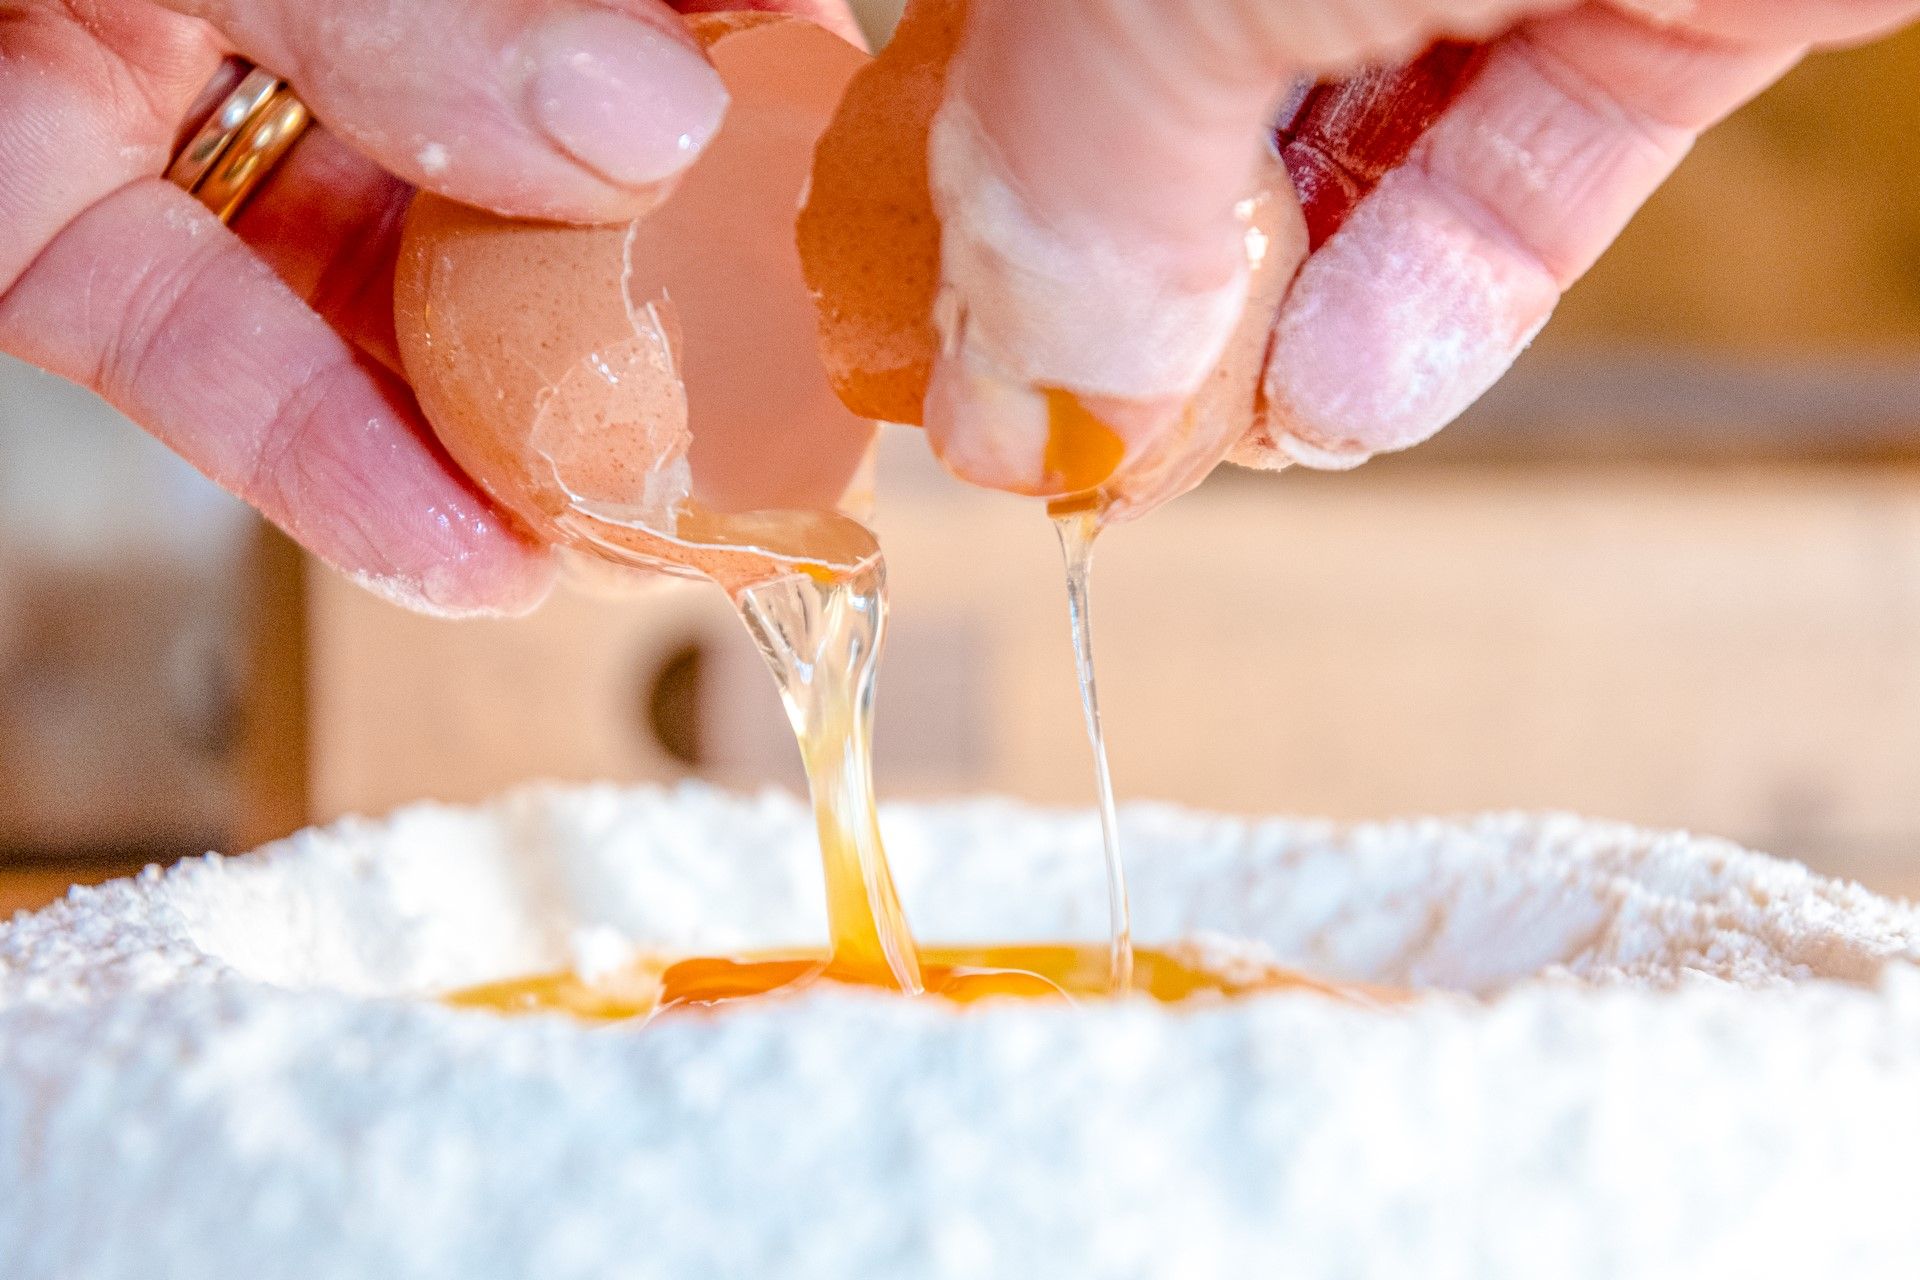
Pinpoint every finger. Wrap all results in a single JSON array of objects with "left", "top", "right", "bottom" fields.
[
  {"left": 1617, "top": 0, "right": 1919, "bottom": 49},
  {"left": 232, "top": 127, "right": 411, "bottom": 372},
  {"left": 0, "top": 2, "right": 220, "bottom": 296},
  {"left": 0, "top": 180, "right": 553, "bottom": 617},
  {"left": 1254, "top": 4, "right": 1807, "bottom": 467},
  {"left": 157, "top": 0, "right": 730, "bottom": 222},
  {"left": 921, "top": 0, "right": 1553, "bottom": 494}
]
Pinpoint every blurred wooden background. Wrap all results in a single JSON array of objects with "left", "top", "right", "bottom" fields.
[{"left": 3, "top": 16, "right": 1919, "bottom": 913}]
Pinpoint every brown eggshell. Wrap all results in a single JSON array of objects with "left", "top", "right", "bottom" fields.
[
  {"left": 395, "top": 13, "right": 875, "bottom": 583},
  {"left": 796, "top": 0, "right": 963, "bottom": 427}
]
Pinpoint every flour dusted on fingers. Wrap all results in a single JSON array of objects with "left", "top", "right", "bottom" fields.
[{"left": 1252, "top": 166, "right": 1556, "bottom": 469}]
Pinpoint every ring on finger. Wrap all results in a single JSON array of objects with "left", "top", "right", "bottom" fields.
[{"left": 165, "top": 62, "right": 312, "bottom": 224}]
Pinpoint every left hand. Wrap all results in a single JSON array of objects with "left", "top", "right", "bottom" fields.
[{"left": 0, "top": 0, "right": 857, "bottom": 618}]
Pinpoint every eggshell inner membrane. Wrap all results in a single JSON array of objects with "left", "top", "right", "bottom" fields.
[{"left": 395, "top": 15, "right": 875, "bottom": 586}]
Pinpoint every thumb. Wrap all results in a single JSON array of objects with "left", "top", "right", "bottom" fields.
[{"left": 922, "top": 0, "right": 1543, "bottom": 496}]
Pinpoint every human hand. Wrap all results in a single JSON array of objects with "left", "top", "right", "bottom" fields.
[
  {"left": 0, "top": 0, "right": 856, "bottom": 617},
  {"left": 923, "top": 0, "right": 1920, "bottom": 491}
]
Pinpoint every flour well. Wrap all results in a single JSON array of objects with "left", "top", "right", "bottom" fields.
[{"left": 4, "top": 783, "right": 1920, "bottom": 1277}]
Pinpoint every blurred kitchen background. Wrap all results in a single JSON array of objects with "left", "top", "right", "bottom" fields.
[{"left": 4, "top": 4, "right": 1920, "bottom": 914}]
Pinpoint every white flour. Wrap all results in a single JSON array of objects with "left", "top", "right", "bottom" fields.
[{"left": 4, "top": 783, "right": 1920, "bottom": 1277}]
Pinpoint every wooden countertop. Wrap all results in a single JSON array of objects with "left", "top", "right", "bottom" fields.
[{"left": 1, "top": 863, "right": 152, "bottom": 918}]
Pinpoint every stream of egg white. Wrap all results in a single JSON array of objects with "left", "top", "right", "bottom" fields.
[
  {"left": 1053, "top": 511, "right": 1134, "bottom": 996},
  {"left": 731, "top": 559, "right": 925, "bottom": 993},
  {"left": 570, "top": 502, "right": 1130, "bottom": 998},
  {"left": 563, "top": 499, "right": 926, "bottom": 994}
]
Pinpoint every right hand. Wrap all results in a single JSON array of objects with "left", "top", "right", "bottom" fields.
[{"left": 923, "top": 0, "right": 1920, "bottom": 491}]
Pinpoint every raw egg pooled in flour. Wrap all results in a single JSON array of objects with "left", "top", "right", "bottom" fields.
[{"left": 394, "top": 13, "right": 877, "bottom": 592}]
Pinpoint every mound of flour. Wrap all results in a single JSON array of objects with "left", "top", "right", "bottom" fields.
[{"left": 4, "top": 783, "right": 1920, "bottom": 1278}]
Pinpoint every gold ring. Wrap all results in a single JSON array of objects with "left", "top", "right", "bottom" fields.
[{"left": 165, "top": 64, "right": 312, "bottom": 224}]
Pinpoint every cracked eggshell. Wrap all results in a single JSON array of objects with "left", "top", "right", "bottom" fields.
[
  {"left": 796, "top": 0, "right": 961, "bottom": 428},
  {"left": 395, "top": 13, "right": 876, "bottom": 554},
  {"left": 797, "top": 0, "right": 1306, "bottom": 455}
]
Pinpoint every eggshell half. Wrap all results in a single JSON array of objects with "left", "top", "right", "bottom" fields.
[
  {"left": 796, "top": 0, "right": 1307, "bottom": 518},
  {"left": 395, "top": 14, "right": 875, "bottom": 585}
]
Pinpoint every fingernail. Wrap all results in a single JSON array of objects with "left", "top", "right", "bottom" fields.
[
  {"left": 1270, "top": 430, "right": 1371, "bottom": 471},
  {"left": 527, "top": 9, "right": 729, "bottom": 189},
  {"left": 347, "top": 555, "right": 554, "bottom": 620}
]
